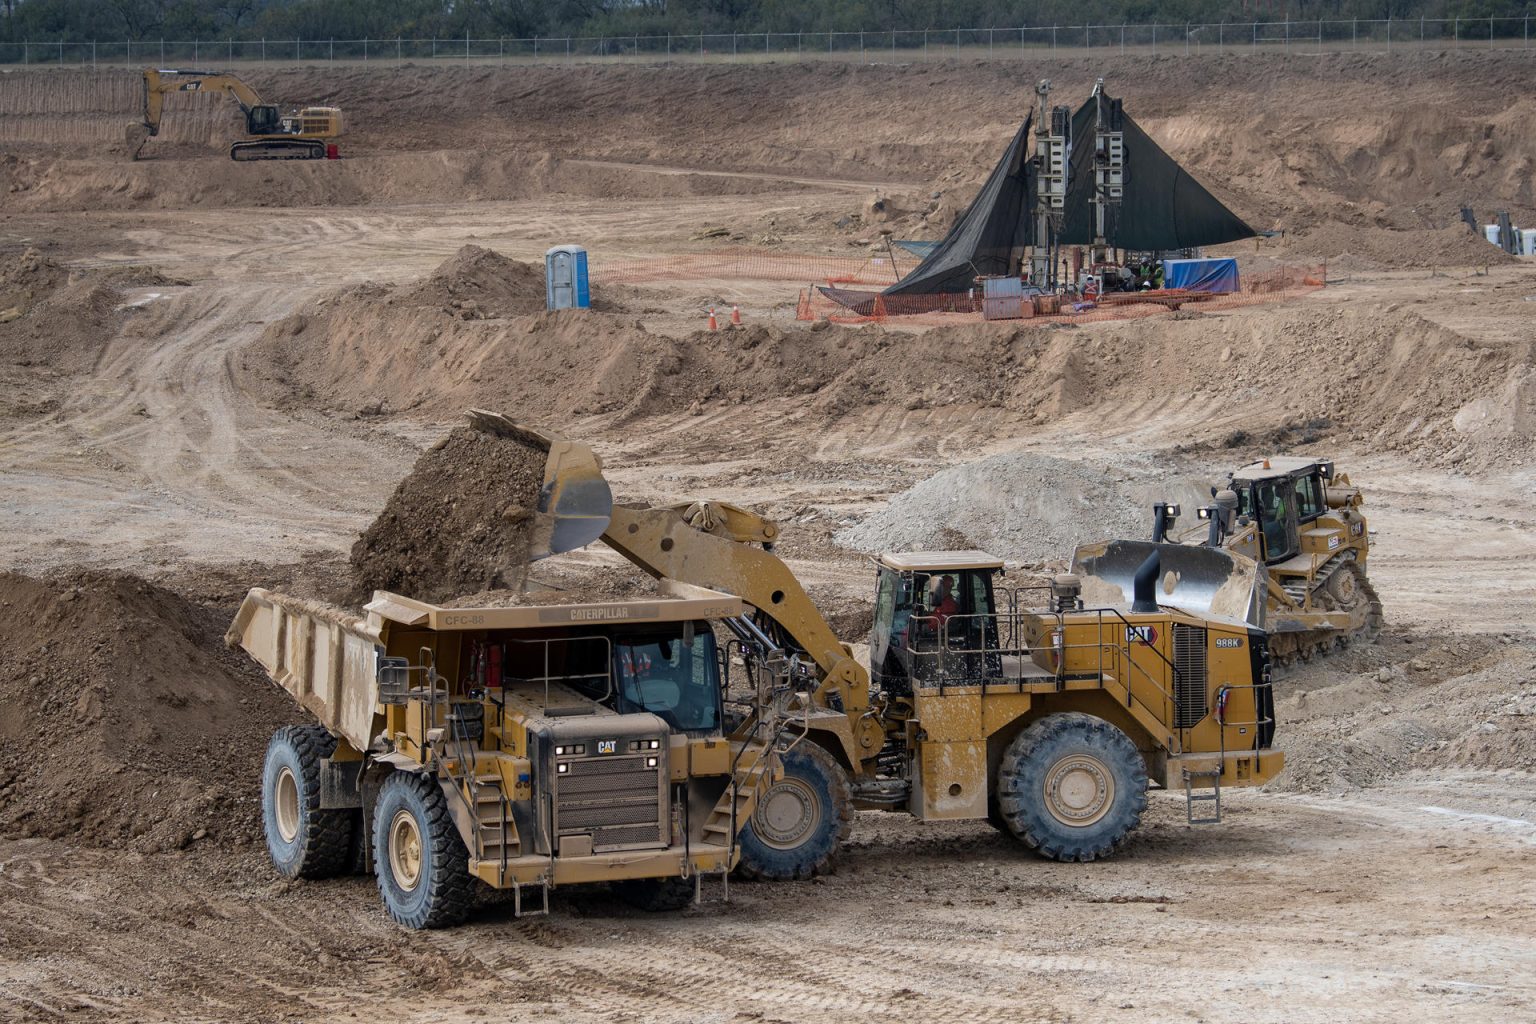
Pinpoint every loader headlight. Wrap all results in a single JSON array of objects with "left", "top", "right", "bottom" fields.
[
  {"left": 1166, "top": 503, "right": 1181, "bottom": 517},
  {"left": 1197, "top": 507, "right": 1212, "bottom": 520}
]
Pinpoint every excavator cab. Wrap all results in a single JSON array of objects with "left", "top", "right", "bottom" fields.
[
  {"left": 1228, "top": 457, "right": 1333, "bottom": 564},
  {"left": 870, "top": 551, "right": 1004, "bottom": 694},
  {"left": 246, "top": 104, "right": 283, "bottom": 135}
]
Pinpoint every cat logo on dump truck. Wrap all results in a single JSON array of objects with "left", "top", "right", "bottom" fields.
[{"left": 597, "top": 739, "right": 618, "bottom": 755}]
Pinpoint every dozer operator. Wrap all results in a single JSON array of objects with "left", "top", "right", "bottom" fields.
[
  {"left": 128, "top": 68, "right": 343, "bottom": 161},
  {"left": 1074, "top": 456, "right": 1380, "bottom": 665},
  {"left": 462, "top": 418, "right": 1283, "bottom": 880}
]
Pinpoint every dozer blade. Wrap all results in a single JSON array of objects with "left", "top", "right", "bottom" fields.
[
  {"left": 464, "top": 409, "right": 614, "bottom": 561},
  {"left": 1072, "top": 539, "right": 1267, "bottom": 628}
]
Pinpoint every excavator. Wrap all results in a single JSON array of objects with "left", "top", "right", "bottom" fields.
[
  {"left": 128, "top": 68, "right": 343, "bottom": 161},
  {"left": 441, "top": 417, "right": 1283, "bottom": 884},
  {"left": 1074, "top": 456, "right": 1381, "bottom": 665}
]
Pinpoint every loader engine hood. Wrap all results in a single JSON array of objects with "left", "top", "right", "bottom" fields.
[{"left": 1072, "top": 539, "right": 1267, "bottom": 629}]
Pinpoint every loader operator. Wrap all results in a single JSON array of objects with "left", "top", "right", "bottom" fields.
[{"left": 931, "top": 575, "right": 960, "bottom": 630}]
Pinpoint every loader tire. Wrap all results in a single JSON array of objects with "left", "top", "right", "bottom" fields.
[
  {"left": 613, "top": 877, "right": 695, "bottom": 912},
  {"left": 996, "top": 713, "right": 1147, "bottom": 863},
  {"left": 736, "top": 742, "right": 852, "bottom": 881},
  {"left": 262, "top": 726, "right": 353, "bottom": 880},
  {"left": 373, "top": 771, "right": 473, "bottom": 929}
]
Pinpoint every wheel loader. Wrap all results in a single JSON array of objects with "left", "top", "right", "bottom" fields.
[
  {"left": 1073, "top": 456, "right": 1381, "bottom": 664},
  {"left": 128, "top": 68, "right": 343, "bottom": 161},
  {"left": 230, "top": 575, "right": 791, "bottom": 927}
]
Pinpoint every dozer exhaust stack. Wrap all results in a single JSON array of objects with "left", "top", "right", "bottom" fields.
[
  {"left": 1072, "top": 538, "right": 1267, "bottom": 628},
  {"left": 464, "top": 409, "right": 614, "bottom": 560}
]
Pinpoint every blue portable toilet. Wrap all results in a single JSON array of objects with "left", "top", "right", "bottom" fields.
[{"left": 545, "top": 245, "right": 590, "bottom": 310}]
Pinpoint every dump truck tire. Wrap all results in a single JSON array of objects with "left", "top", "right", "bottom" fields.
[
  {"left": 261, "top": 726, "right": 354, "bottom": 879},
  {"left": 996, "top": 713, "right": 1148, "bottom": 863},
  {"left": 613, "top": 877, "right": 694, "bottom": 912},
  {"left": 372, "top": 771, "right": 473, "bottom": 929},
  {"left": 736, "top": 742, "right": 852, "bottom": 881}
]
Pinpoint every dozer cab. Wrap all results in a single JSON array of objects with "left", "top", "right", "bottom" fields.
[
  {"left": 230, "top": 582, "right": 786, "bottom": 928},
  {"left": 1074, "top": 456, "right": 1380, "bottom": 664}
]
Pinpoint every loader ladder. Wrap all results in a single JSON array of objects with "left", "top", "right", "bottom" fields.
[{"left": 1182, "top": 767, "right": 1222, "bottom": 825}]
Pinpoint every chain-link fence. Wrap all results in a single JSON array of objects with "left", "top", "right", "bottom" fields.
[{"left": 4, "top": 18, "right": 1536, "bottom": 67}]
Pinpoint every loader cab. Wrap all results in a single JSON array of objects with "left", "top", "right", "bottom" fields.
[
  {"left": 870, "top": 551, "right": 1004, "bottom": 693},
  {"left": 1230, "top": 457, "right": 1332, "bottom": 564}
]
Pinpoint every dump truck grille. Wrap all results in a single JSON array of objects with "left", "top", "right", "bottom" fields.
[
  {"left": 553, "top": 752, "right": 665, "bottom": 852},
  {"left": 1172, "top": 624, "right": 1209, "bottom": 728}
]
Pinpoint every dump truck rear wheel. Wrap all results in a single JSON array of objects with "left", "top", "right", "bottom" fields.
[
  {"left": 261, "top": 726, "right": 353, "bottom": 879},
  {"left": 736, "top": 742, "right": 852, "bottom": 881},
  {"left": 996, "top": 713, "right": 1147, "bottom": 863},
  {"left": 613, "top": 877, "right": 694, "bottom": 912},
  {"left": 372, "top": 771, "right": 473, "bottom": 929}
]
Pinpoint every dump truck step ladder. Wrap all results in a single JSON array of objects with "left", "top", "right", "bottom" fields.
[
  {"left": 693, "top": 866, "right": 730, "bottom": 906},
  {"left": 511, "top": 878, "right": 550, "bottom": 918},
  {"left": 1183, "top": 767, "right": 1223, "bottom": 825},
  {"left": 701, "top": 756, "right": 772, "bottom": 841}
]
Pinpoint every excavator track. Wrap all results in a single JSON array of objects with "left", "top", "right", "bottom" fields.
[
  {"left": 1269, "top": 561, "right": 1382, "bottom": 668},
  {"left": 230, "top": 139, "right": 326, "bottom": 161}
]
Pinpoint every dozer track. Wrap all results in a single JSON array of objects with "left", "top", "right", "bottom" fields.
[
  {"left": 1267, "top": 560, "right": 1382, "bottom": 667},
  {"left": 230, "top": 139, "right": 326, "bottom": 161}
]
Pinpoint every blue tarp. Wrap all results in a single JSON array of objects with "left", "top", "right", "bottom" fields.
[{"left": 1163, "top": 257, "right": 1239, "bottom": 294}]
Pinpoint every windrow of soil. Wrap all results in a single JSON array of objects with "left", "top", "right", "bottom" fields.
[{"left": 244, "top": 247, "right": 1536, "bottom": 471}]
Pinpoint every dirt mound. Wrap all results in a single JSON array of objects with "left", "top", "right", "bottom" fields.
[
  {"left": 349, "top": 422, "right": 546, "bottom": 603},
  {"left": 1269, "top": 631, "right": 1535, "bottom": 793},
  {"left": 835, "top": 453, "right": 1211, "bottom": 561},
  {"left": 0, "top": 247, "right": 175, "bottom": 375},
  {"left": 1277, "top": 224, "right": 1516, "bottom": 271},
  {"left": 400, "top": 244, "right": 549, "bottom": 317},
  {"left": 0, "top": 570, "right": 300, "bottom": 852}
]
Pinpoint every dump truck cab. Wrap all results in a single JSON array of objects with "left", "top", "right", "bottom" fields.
[{"left": 231, "top": 582, "right": 778, "bottom": 928}]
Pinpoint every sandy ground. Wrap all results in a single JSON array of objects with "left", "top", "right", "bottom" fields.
[{"left": 2, "top": 55, "right": 1535, "bottom": 1023}]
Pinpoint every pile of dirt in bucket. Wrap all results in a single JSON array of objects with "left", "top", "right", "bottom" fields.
[{"left": 348, "top": 417, "right": 549, "bottom": 603}]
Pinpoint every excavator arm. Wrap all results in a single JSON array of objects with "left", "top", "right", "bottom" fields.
[{"left": 130, "top": 68, "right": 268, "bottom": 159}]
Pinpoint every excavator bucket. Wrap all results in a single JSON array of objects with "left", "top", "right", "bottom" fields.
[
  {"left": 125, "top": 122, "right": 150, "bottom": 160},
  {"left": 464, "top": 409, "right": 614, "bottom": 560},
  {"left": 1071, "top": 538, "right": 1268, "bottom": 628}
]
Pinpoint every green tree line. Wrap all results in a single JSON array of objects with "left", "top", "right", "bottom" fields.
[{"left": 3, "top": 0, "right": 1532, "bottom": 42}]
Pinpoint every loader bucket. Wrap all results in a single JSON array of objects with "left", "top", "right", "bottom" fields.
[
  {"left": 1071, "top": 539, "right": 1267, "bottom": 628},
  {"left": 464, "top": 409, "right": 614, "bottom": 560}
]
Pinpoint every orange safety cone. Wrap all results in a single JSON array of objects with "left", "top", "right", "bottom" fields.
[
  {"left": 707, "top": 307, "right": 718, "bottom": 331},
  {"left": 730, "top": 305, "right": 742, "bottom": 325}
]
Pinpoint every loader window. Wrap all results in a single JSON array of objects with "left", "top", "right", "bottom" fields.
[{"left": 613, "top": 628, "right": 721, "bottom": 734}]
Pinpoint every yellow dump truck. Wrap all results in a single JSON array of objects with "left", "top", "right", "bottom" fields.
[{"left": 228, "top": 582, "right": 780, "bottom": 928}]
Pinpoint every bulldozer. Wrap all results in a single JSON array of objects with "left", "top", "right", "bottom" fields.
[
  {"left": 1073, "top": 456, "right": 1381, "bottom": 665},
  {"left": 128, "top": 68, "right": 343, "bottom": 161}
]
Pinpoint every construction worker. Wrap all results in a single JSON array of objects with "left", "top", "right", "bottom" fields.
[{"left": 932, "top": 575, "right": 960, "bottom": 630}]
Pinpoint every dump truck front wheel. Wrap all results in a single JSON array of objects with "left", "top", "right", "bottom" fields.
[
  {"left": 736, "top": 742, "right": 852, "bottom": 881},
  {"left": 996, "top": 713, "right": 1148, "bottom": 862},
  {"left": 372, "top": 771, "right": 473, "bottom": 929},
  {"left": 262, "top": 726, "right": 354, "bottom": 879}
]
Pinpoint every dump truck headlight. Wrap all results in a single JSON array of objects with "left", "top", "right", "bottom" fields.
[
  {"left": 557, "top": 763, "right": 569, "bottom": 774},
  {"left": 646, "top": 757, "right": 659, "bottom": 769}
]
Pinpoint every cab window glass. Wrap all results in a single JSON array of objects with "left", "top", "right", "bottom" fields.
[
  {"left": 1294, "top": 473, "right": 1324, "bottom": 521},
  {"left": 614, "top": 631, "right": 720, "bottom": 733}
]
